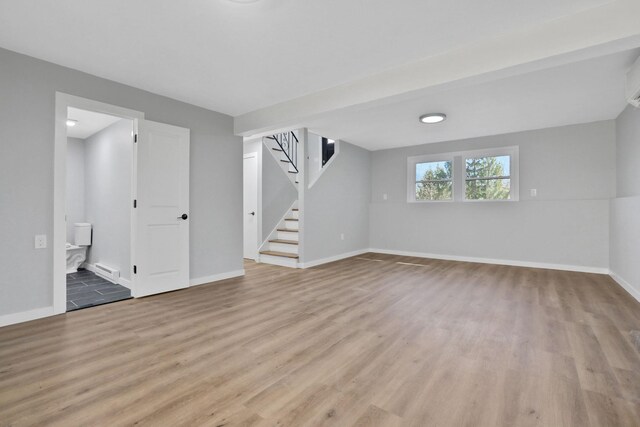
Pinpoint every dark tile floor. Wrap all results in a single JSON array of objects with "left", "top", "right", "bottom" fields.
[{"left": 67, "top": 270, "right": 131, "bottom": 311}]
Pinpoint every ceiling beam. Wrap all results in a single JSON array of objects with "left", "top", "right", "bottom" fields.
[{"left": 235, "top": 0, "right": 640, "bottom": 137}]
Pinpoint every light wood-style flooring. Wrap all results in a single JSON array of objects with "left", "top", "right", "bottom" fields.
[{"left": 1, "top": 254, "right": 639, "bottom": 426}]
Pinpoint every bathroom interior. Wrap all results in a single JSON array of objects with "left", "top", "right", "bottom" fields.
[{"left": 65, "top": 107, "right": 134, "bottom": 311}]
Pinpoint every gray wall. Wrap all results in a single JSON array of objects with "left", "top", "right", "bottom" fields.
[
  {"left": 610, "top": 106, "right": 640, "bottom": 297},
  {"left": 303, "top": 140, "right": 371, "bottom": 262},
  {"left": 243, "top": 139, "right": 261, "bottom": 155},
  {"left": 262, "top": 149, "right": 297, "bottom": 241},
  {"left": 243, "top": 139, "right": 297, "bottom": 242},
  {"left": 66, "top": 137, "right": 85, "bottom": 242},
  {"left": 84, "top": 120, "right": 133, "bottom": 280},
  {"left": 0, "top": 47, "right": 242, "bottom": 317},
  {"left": 615, "top": 106, "right": 640, "bottom": 198},
  {"left": 307, "top": 132, "right": 323, "bottom": 186},
  {"left": 370, "top": 121, "right": 615, "bottom": 269}
]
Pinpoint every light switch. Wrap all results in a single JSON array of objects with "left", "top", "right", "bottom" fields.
[
  {"left": 383, "top": 193, "right": 388, "bottom": 200},
  {"left": 340, "top": 233, "right": 345, "bottom": 241},
  {"left": 35, "top": 234, "right": 47, "bottom": 249},
  {"left": 530, "top": 189, "right": 537, "bottom": 197}
]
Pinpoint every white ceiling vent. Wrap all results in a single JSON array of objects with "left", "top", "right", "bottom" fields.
[{"left": 626, "top": 56, "right": 640, "bottom": 108}]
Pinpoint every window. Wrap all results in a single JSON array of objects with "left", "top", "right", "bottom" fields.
[
  {"left": 407, "top": 147, "right": 518, "bottom": 203},
  {"left": 407, "top": 154, "right": 454, "bottom": 202},
  {"left": 465, "top": 155, "right": 511, "bottom": 200},
  {"left": 415, "top": 160, "right": 453, "bottom": 201},
  {"left": 321, "top": 137, "right": 335, "bottom": 167}
]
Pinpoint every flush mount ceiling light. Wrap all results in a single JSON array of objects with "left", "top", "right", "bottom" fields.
[
  {"left": 419, "top": 113, "right": 447, "bottom": 124},
  {"left": 66, "top": 119, "right": 78, "bottom": 127},
  {"left": 228, "top": 0, "right": 261, "bottom": 3}
]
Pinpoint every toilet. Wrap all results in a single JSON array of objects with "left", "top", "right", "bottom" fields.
[{"left": 66, "top": 223, "right": 92, "bottom": 273}]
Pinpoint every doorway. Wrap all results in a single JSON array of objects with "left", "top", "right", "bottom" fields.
[
  {"left": 64, "top": 107, "right": 134, "bottom": 310},
  {"left": 54, "top": 93, "right": 191, "bottom": 314},
  {"left": 243, "top": 153, "right": 258, "bottom": 259}
]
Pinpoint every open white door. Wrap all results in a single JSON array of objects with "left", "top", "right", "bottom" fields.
[
  {"left": 243, "top": 153, "right": 258, "bottom": 259},
  {"left": 134, "top": 120, "right": 190, "bottom": 297}
]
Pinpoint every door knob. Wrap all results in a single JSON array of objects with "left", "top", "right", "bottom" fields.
[
  {"left": 249, "top": 211, "right": 255, "bottom": 216},
  {"left": 178, "top": 213, "right": 188, "bottom": 220}
]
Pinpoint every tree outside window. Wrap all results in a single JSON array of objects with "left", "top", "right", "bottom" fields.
[
  {"left": 408, "top": 147, "right": 518, "bottom": 203},
  {"left": 415, "top": 160, "right": 452, "bottom": 201},
  {"left": 465, "top": 155, "right": 511, "bottom": 200}
]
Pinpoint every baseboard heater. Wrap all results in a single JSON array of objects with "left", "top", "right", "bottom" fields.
[{"left": 94, "top": 263, "right": 120, "bottom": 284}]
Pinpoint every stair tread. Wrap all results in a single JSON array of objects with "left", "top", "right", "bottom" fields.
[
  {"left": 269, "top": 239, "right": 298, "bottom": 245},
  {"left": 260, "top": 250, "right": 299, "bottom": 259},
  {"left": 292, "top": 208, "right": 299, "bottom": 211},
  {"left": 277, "top": 228, "right": 298, "bottom": 232},
  {"left": 272, "top": 147, "right": 283, "bottom": 152},
  {"left": 284, "top": 218, "right": 298, "bottom": 221}
]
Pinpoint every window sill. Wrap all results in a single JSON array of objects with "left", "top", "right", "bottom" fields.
[
  {"left": 461, "top": 198, "right": 519, "bottom": 203},
  {"left": 408, "top": 199, "right": 455, "bottom": 204},
  {"left": 407, "top": 198, "right": 520, "bottom": 204}
]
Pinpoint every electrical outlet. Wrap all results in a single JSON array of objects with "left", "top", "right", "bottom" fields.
[
  {"left": 340, "top": 233, "right": 345, "bottom": 241},
  {"left": 35, "top": 234, "right": 47, "bottom": 249},
  {"left": 530, "top": 189, "right": 537, "bottom": 197}
]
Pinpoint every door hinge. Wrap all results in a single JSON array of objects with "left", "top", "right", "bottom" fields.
[
  {"left": 133, "top": 265, "right": 137, "bottom": 274},
  {"left": 134, "top": 134, "right": 138, "bottom": 143},
  {"left": 133, "top": 199, "right": 137, "bottom": 208}
]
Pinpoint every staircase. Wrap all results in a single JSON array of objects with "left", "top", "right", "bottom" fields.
[
  {"left": 259, "top": 131, "right": 301, "bottom": 268},
  {"left": 259, "top": 205, "right": 299, "bottom": 268}
]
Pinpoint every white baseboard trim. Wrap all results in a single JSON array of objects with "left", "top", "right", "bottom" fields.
[
  {"left": 367, "top": 248, "right": 609, "bottom": 274},
  {"left": 118, "top": 277, "right": 132, "bottom": 289},
  {"left": 190, "top": 269, "right": 245, "bottom": 287},
  {"left": 299, "top": 249, "right": 370, "bottom": 269},
  {"left": 0, "top": 306, "right": 55, "bottom": 328},
  {"left": 610, "top": 271, "right": 640, "bottom": 303}
]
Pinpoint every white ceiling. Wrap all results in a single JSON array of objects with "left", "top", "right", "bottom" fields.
[
  {"left": 306, "top": 49, "right": 640, "bottom": 150},
  {"left": 67, "top": 107, "right": 122, "bottom": 139},
  {"left": 0, "top": 0, "right": 610, "bottom": 116}
]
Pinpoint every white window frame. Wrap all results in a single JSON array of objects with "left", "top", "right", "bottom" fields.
[
  {"left": 462, "top": 146, "right": 519, "bottom": 202},
  {"left": 407, "top": 146, "right": 519, "bottom": 203},
  {"left": 407, "top": 154, "right": 455, "bottom": 203}
]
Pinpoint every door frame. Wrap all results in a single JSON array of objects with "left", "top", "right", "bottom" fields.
[
  {"left": 243, "top": 151, "right": 262, "bottom": 259},
  {"left": 53, "top": 92, "right": 144, "bottom": 314}
]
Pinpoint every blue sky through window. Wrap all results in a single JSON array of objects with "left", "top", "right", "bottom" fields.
[
  {"left": 415, "top": 161, "right": 451, "bottom": 181},
  {"left": 465, "top": 155, "right": 510, "bottom": 176}
]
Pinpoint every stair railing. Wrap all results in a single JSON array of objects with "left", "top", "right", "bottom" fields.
[{"left": 265, "top": 131, "right": 299, "bottom": 173}]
